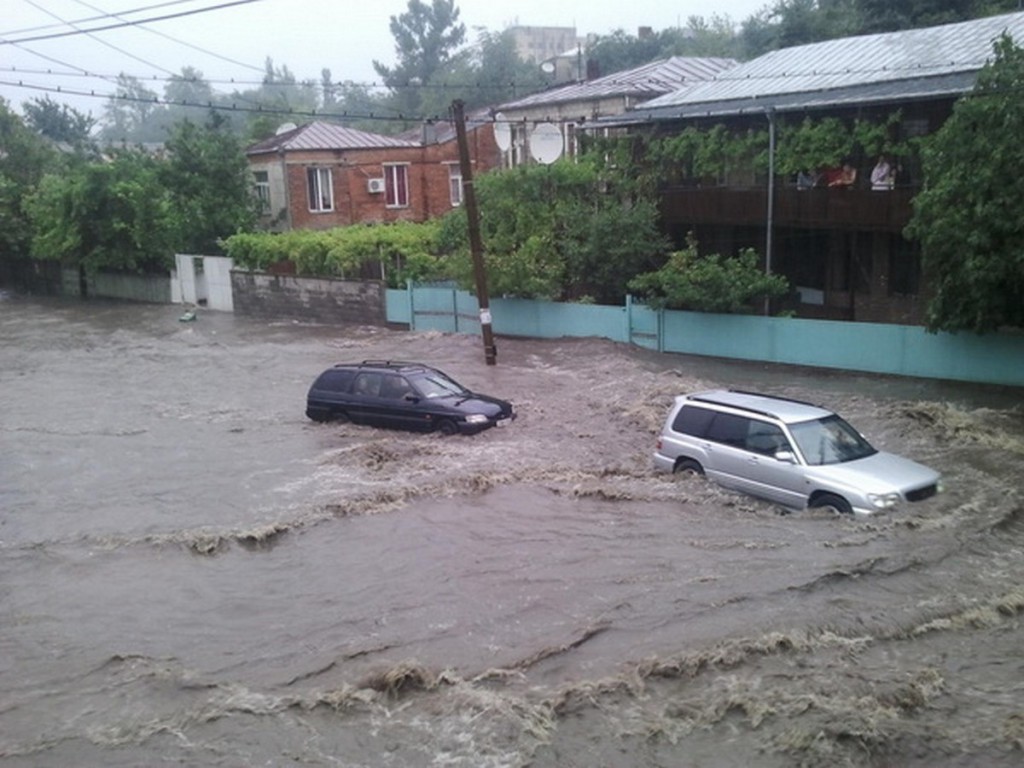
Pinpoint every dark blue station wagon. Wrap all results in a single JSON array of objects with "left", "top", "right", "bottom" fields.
[{"left": 306, "top": 360, "right": 516, "bottom": 435}]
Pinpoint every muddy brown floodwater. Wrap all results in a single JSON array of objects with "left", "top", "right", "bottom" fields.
[{"left": 1, "top": 295, "right": 1023, "bottom": 768}]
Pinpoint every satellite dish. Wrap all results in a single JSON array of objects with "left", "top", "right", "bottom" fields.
[
  {"left": 529, "top": 122, "right": 563, "bottom": 165},
  {"left": 275, "top": 122, "right": 298, "bottom": 135},
  {"left": 492, "top": 112, "right": 511, "bottom": 152},
  {"left": 540, "top": 61, "right": 556, "bottom": 75}
]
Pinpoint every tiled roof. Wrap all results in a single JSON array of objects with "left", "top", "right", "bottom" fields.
[
  {"left": 246, "top": 121, "right": 417, "bottom": 154},
  {"left": 628, "top": 11, "right": 1024, "bottom": 118},
  {"left": 498, "top": 56, "right": 737, "bottom": 110}
]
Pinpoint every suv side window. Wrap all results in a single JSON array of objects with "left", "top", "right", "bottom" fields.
[
  {"left": 745, "top": 421, "right": 790, "bottom": 455},
  {"left": 705, "top": 412, "right": 751, "bottom": 449},
  {"left": 672, "top": 404, "right": 715, "bottom": 436}
]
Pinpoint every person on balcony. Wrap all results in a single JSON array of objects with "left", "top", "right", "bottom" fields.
[
  {"left": 827, "top": 161, "right": 857, "bottom": 188},
  {"left": 871, "top": 155, "right": 896, "bottom": 190},
  {"left": 797, "top": 169, "right": 819, "bottom": 189}
]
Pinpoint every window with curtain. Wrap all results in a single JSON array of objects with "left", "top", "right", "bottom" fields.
[
  {"left": 306, "top": 167, "right": 333, "bottom": 212},
  {"left": 384, "top": 164, "right": 409, "bottom": 208}
]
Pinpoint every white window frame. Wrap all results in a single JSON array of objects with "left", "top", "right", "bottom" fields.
[
  {"left": 384, "top": 163, "right": 410, "bottom": 208},
  {"left": 253, "top": 170, "right": 270, "bottom": 214},
  {"left": 307, "top": 167, "right": 333, "bottom": 212},
  {"left": 447, "top": 162, "right": 463, "bottom": 207}
]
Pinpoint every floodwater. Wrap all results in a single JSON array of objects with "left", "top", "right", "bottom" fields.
[{"left": 1, "top": 295, "right": 1022, "bottom": 768}]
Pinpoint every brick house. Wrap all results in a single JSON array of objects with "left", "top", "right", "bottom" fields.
[
  {"left": 600, "top": 12, "right": 1024, "bottom": 325},
  {"left": 246, "top": 117, "right": 501, "bottom": 232}
]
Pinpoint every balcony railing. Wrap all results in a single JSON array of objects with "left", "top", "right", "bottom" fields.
[{"left": 659, "top": 185, "right": 916, "bottom": 232}]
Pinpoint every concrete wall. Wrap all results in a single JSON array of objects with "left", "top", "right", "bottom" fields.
[
  {"left": 61, "top": 268, "right": 171, "bottom": 303},
  {"left": 232, "top": 271, "right": 385, "bottom": 325}
]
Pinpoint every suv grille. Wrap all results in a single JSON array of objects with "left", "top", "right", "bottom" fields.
[{"left": 906, "top": 484, "right": 938, "bottom": 502}]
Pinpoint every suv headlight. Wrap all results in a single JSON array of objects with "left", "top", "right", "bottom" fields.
[
  {"left": 465, "top": 414, "right": 489, "bottom": 424},
  {"left": 867, "top": 492, "right": 901, "bottom": 509}
]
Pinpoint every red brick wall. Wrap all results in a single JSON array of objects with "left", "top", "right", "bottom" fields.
[{"left": 255, "top": 124, "right": 501, "bottom": 231}]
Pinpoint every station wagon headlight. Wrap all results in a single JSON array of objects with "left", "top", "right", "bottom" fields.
[
  {"left": 867, "top": 492, "right": 901, "bottom": 509},
  {"left": 465, "top": 414, "right": 489, "bottom": 424}
]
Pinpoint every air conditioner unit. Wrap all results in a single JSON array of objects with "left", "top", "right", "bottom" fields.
[{"left": 367, "top": 178, "right": 386, "bottom": 194}]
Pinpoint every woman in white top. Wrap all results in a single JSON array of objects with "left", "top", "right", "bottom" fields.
[{"left": 871, "top": 156, "right": 895, "bottom": 190}]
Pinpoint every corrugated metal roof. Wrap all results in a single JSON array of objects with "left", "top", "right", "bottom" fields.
[
  {"left": 605, "top": 71, "right": 979, "bottom": 124},
  {"left": 498, "top": 56, "right": 737, "bottom": 110},
  {"left": 394, "top": 107, "right": 493, "bottom": 145},
  {"left": 638, "top": 11, "right": 1024, "bottom": 113},
  {"left": 246, "top": 121, "right": 417, "bottom": 154}
]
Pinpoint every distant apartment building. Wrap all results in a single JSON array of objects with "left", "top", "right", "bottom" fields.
[{"left": 509, "top": 25, "right": 583, "bottom": 64}]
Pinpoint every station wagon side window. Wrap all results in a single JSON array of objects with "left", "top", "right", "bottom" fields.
[
  {"left": 704, "top": 412, "right": 750, "bottom": 449},
  {"left": 380, "top": 375, "right": 414, "bottom": 400},
  {"left": 352, "top": 372, "right": 383, "bottom": 397},
  {"left": 316, "top": 369, "right": 354, "bottom": 392}
]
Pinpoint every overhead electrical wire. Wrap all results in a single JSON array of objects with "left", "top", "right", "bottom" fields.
[
  {"left": 0, "top": 0, "right": 226, "bottom": 36},
  {"left": 64, "top": 0, "right": 266, "bottom": 73},
  {"left": 0, "top": 0, "right": 264, "bottom": 45},
  {"left": 21, "top": 0, "right": 177, "bottom": 77}
]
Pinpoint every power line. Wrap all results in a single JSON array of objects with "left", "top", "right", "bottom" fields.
[
  {"left": 21, "top": 0, "right": 177, "bottom": 77},
  {"left": 0, "top": 0, "right": 264, "bottom": 45},
  {"left": 0, "top": 0, "right": 215, "bottom": 36},
  {"left": 0, "top": 78, "right": 453, "bottom": 124},
  {"left": 65, "top": 0, "right": 266, "bottom": 74}
]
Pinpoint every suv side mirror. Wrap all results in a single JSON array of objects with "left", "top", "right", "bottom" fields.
[{"left": 774, "top": 450, "right": 796, "bottom": 464}]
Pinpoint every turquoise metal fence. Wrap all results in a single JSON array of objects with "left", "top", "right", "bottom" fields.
[{"left": 386, "top": 286, "right": 1024, "bottom": 387}]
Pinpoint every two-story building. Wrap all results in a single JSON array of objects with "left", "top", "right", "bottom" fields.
[
  {"left": 246, "top": 117, "right": 500, "bottom": 232},
  {"left": 601, "top": 11, "right": 1024, "bottom": 324},
  {"left": 495, "top": 55, "right": 737, "bottom": 167}
]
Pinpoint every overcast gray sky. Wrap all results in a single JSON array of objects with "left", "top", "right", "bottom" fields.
[{"left": 1, "top": 0, "right": 769, "bottom": 119}]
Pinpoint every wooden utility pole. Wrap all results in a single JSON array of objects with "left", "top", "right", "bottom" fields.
[{"left": 452, "top": 99, "right": 496, "bottom": 365}]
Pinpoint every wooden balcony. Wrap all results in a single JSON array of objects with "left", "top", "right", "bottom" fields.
[{"left": 658, "top": 185, "right": 916, "bottom": 233}]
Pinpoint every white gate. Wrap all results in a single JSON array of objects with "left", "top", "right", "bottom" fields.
[{"left": 173, "top": 254, "right": 234, "bottom": 311}]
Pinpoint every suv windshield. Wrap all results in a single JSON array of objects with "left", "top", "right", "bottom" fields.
[
  {"left": 410, "top": 372, "right": 469, "bottom": 399},
  {"left": 788, "top": 414, "right": 877, "bottom": 466}
]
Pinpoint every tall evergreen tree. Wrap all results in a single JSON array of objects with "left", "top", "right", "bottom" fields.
[{"left": 373, "top": 0, "right": 466, "bottom": 121}]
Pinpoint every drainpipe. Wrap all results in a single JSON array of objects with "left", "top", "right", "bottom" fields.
[{"left": 764, "top": 108, "right": 776, "bottom": 316}]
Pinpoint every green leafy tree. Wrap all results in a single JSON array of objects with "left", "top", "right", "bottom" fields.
[
  {"left": 22, "top": 96, "right": 96, "bottom": 146},
  {"left": 419, "top": 29, "right": 547, "bottom": 117},
  {"left": 587, "top": 16, "right": 742, "bottom": 75},
  {"left": 373, "top": 0, "right": 466, "bottom": 122},
  {"left": 439, "top": 158, "right": 668, "bottom": 303},
  {"left": 160, "top": 112, "right": 257, "bottom": 255},
  {"left": 854, "top": 0, "right": 1019, "bottom": 34},
  {"left": 906, "top": 34, "right": 1024, "bottom": 333},
  {"left": 629, "top": 234, "right": 790, "bottom": 313},
  {"left": 25, "top": 150, "right": 174, "bottom": 274},
  {"left": 100, "top": 74, "right": 161, "bottom": 141},
  {"left": 0, "top": 99, "right": 57, "bottom": 266}
]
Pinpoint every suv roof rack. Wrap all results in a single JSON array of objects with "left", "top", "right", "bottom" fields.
[
  {"left": 329, "top": 360, "right": 430, "bottom": 370},
  {"left": 687, "top": 389, "right": 821, "bottom": 421},
  {"left": 727, "top": 389, "right": 820, "bottom": 408}
]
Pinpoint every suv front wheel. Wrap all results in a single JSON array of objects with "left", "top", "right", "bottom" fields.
[{"left": 809, "top": 493, "right": 853, "bottom": 515}]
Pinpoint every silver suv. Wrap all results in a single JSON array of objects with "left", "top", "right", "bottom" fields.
[{"left": 654, "top": 390, "right": 942, "bottom": 515}]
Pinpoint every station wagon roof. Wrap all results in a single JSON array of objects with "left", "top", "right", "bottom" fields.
[{"left": 686, "top": 390, "right": 834, "bottom": 424}]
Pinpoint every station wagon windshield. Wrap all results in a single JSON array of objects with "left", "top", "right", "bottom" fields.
[
  {"left": 411, "top": 373, "right": 469, "bottom": 399},
  {"left": 788, "top": 414, "right": 877, "bottom": 466}
]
